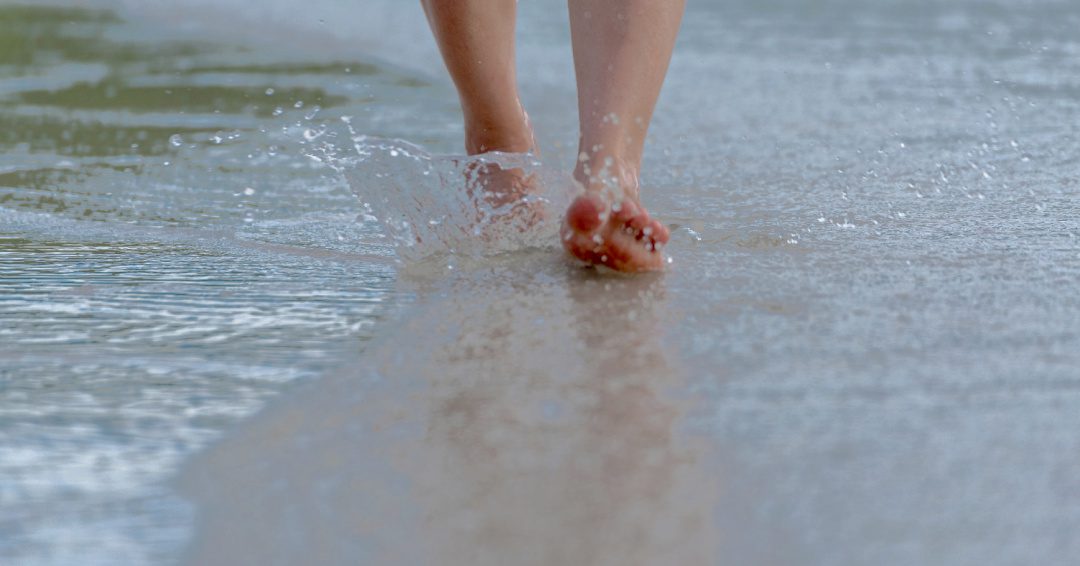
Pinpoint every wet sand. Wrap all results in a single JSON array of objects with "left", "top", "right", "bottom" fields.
[
  {"left": 177, "top": 1, "right": 1080, "bottom": 563},
  {"left": 4, "top": 0, "right": 1080, "bottom": 563},
  {"left": 181, "top": 255, "right": 717, "bottom": 565}
]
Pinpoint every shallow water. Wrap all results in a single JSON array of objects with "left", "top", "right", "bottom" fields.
[
  {"left": 5, "top": 0, "right": 1080, "bottom": 564},
  {"left": 0, "top": 2, "right": 405, "bottom": 563}
]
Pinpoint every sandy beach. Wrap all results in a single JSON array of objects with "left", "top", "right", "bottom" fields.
[{"left": 3, "top": 0, "right": 1080, "bottom": 564}]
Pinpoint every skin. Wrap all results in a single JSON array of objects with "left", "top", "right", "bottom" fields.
[{"left": 422, "top": 0, "right": 684, "bottom": 272}]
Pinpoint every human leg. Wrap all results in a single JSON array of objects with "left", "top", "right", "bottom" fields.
[
  {"left": 421, "top": 0, "right": 534, "bottom": 155},
  {"left": 562, "top": 0, "right": 684, "bottom": 272}
]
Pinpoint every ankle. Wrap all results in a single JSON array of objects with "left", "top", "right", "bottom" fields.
[
  {"left": 463, "top": 108, "right": 535, "bottom": 155},
  {"left": 465, "top": 129, "right": 535, "bottom": 155},
  {"left": 573, "top": 151, "right": 640, "bottom": 201}
]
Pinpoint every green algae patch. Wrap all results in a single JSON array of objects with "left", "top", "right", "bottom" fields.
[
  {"left": 16, "top": 79, "right": 349, "bottom": 116},
  {"left": 170, "top": 61, "right": 380, "bottom": 76}
]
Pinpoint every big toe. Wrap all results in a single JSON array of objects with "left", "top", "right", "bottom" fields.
[{"left": 566, "top": 193, "right": 606, "bottom": 233}]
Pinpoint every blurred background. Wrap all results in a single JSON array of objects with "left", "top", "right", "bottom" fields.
[{"left": 3, "top": 1, "right": 1080, "bottom": 564}]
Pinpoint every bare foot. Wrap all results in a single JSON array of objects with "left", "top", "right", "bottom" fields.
[
  {"left": 561, "top": 191, "right": 670, "bottom": 272},
  {"left": 461, "top": 111, "right": 547, "bottom": 231},
  {"left": 468, "top": 160, "right": 537, "bottom": 210}
]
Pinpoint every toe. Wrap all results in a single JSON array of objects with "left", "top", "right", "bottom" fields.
[
  {"left": 647, "top": 219, "right": 670, "bottom": 244},
  {"left": 613, "top": 199, "right": 640, "bottom": 223},
  {"left": 566, "top": 194, "right": 605, "bottom": 233},
  {"left": 627, "top": 213, "right": 650, "bottom": 234}
]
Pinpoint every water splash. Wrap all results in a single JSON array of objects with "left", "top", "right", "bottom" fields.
[{"left": 317, "top": 122, "right": 578, "bottom": 264}]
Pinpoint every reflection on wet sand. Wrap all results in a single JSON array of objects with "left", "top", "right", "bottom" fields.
[{"left": 180, "top": 255, "right": 717, "bottom": 565}]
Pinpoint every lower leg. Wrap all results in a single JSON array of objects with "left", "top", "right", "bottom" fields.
[
  {"left": 421, "top": 0, "right": 533, "bottom": 154},
  {"left": 569, "top": 0, "right": 684, "bottom": 197}
]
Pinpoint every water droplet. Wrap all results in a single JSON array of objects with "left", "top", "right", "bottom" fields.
[
  {"left": 265, "top": 88, "right": 275, "bottom": 96},
  {"left": 243, "top": 187, "right": 256, "bottom": 196},
  {"left": 272, "top": 107, "right": 284, "bottom": 117},
  {"left": 168, "top": 134, "right": 183, "bottom": 147},
  {"left": 294, "top": 100, "right": 305, "bottom": 109}
]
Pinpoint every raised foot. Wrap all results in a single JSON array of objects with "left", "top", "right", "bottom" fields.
[{"left": 561, "top": 193, "right": 671, "bottom": 273}]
